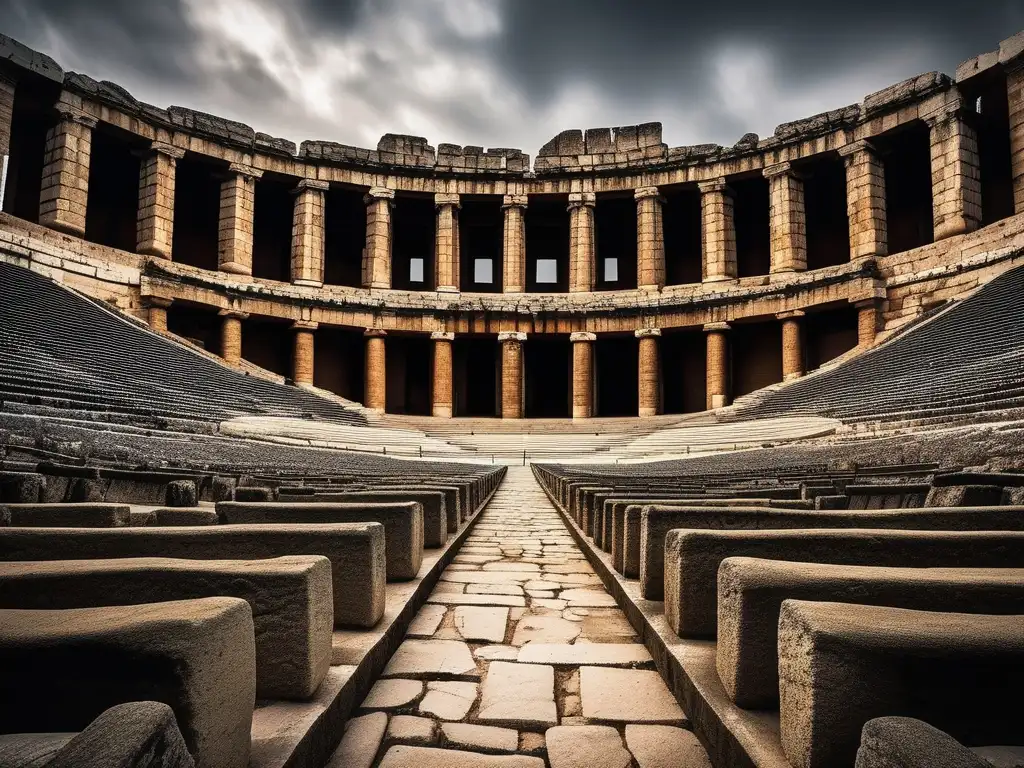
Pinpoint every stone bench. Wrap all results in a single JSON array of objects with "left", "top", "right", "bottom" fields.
[
  {"left": 0, "top": 555, "right": 333, "bottom": 700},
  {"left": 778, "top": 601, "right": 1024, "bottom": 768},
  {"left": 716, "top": 559, "right": 1024, "bottom": 707},
  {"left": 663, "top": 529, "right": 1024, "bottom": 637},
  {"left": 216, "top": 501, "right": 423, "bottom": 581},
  {"left": 641, "top": 505, "right": 1024, "bottom": 600},
  {"left": 277, "top": 490, "right": 446, "bottom": 547},
  {"left": 1, "top": 503, "right": 131, "bottom": 528},
  {"left": 0, "top": 523, "right": 385, "bottom": 627},
  {"left": 0, "top": 598, "right": 255, "bottom": 768},
  {"left": 0, "top": 701, "right": 195, "bottom": 768},
  {"left": 0, "top": 471, "right": 44, "bottom": 503},
  {"left": 153, "top": 507, "right": 219, "bottom": 526},
  {"left": 854, "top": 717, "right": 992, "bottom": 768}
]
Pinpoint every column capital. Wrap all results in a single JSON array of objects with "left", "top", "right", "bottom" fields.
[
  {"left": 293, "top": 178, "right": 329, "bottom": 193},
  {"left": 634, "top": 186, "right": 662, "bottom": 201},
  {"left": 922, "top": 102, "right": 963, "bottom": 129},
  {"left": 502, "top": 194, "right": 529, "bottom": 209},
  {"left": 227, "top": 162, "right": 263, "bottom": 180},
  {"left": 143, "top": 296, "right": 173, "bottom": 309},
  {"left": 570, "top": 331, "right": 596, "bottom": 343},
  {"left": 567, "top": 191, "right": 596, "bottom": 209},
  {"left": 852, "top": 297, "right": 883, "bottom": 309},
  {"left": 365, "top": 186, "right": 395, "bottom": 201},
  {"left": 762, "top": 161, "right": 795, "bottom": 179},
  {"left": 776, "top": 310, "right": 805, "bottom": 320},
  {"left": 148, "top": 141, "right": 185, "bottom": 160},
  {"left": 634, "top": 328, "right": 662, "bottom": 339},
  {"left": 434, "top": 192, "right": 461, "bottom": 208},
  {"left": 703, "top": 321, "right": 731, "bottom": 332},
  {"left": 697, "top": 178, "right": 731, "bottom": 195},
  {"left": 838, "top": 139, "right": 879, "bottom": 160},
  {"left": 54, "top": 105, "right": 98, "bottom": 128},
  {"left": 218, "top": 309, "right": 249, "bottom": 320},
  {"left": 498, "top": 331, "right": 527, "bottom": 343},
  {"left": 291, "top": 320, "right": 319, "bottom": 331},
  {"left": 430, "top": 331, "right": 455, "bottom": 341},
  {"left": 364, "top": 328, "right": 387, "bottom": 338}
]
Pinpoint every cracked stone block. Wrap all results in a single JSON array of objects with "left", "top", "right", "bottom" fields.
[
  {"left": 454, "top": 606, "right": 509, "bottom": 643},
  {"left": 382, "top": 640, "right": 479, "bottom": 679},
  {"left": 407, "top": 604, "right": 447, "bottom": 637},
  {"left": 362, "top": 679, "right": 424, "bottom": 709},
  {"left": 511, "top": 615, "right": 582, "bottom": 647},
  {"left": 478, "top": 661, "right": 557, "bottom": 727},
  {"left": 379, "top": 746, "right": 544, "bottom": 767},
  {"left": 418, "top": 681, "right": 478, "bottom": 720}
]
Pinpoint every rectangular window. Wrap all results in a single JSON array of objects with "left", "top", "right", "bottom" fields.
[
  {"left": 536, "top": 259, "right": 558, "bottom": 284},
  {"left": 409, "top": 258, "right": 424, "bottom": 283},
  {"left": 474, "top": 258, "right": 493, "bottom": 284},
  {"left": 604, "top": 257, "right": 619, "bottom": 282}
]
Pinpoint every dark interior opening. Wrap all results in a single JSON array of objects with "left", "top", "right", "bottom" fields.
[
  {"left": 459, "top": 197, "right": 503, "bottom": 292},
  {"left": 525, "top": 334, "right": 571, "bottom": 418},
  {"left": 526, "top": 194, "right": 569, "bottom": 292},
  {"left": 314, "top": 326, "right": 365, "bottom": 402},
  {"left": 595, "top": 193, "right": 637, "bottom": 290},
  {"left": 661, "top": 328, "right": 707, "bottom": 414},
  {"left": 241, "top": 316, "right": 291, "bottom": 377},
  {"left": 732, "top": 176, "right": 771, "bottom": 277},
  {"left": 878, "top": 123, "right": 934, "bottom": 253},
  {"left": 251, "top": 175, "right": 293, "bottom": 282},
  {"left": 967, "top": 74, "right": 1015, "bottom": 227},
  {"left": 663, "top": 185, "right": 703, "bottom": 285},
  {"left": 731, "top": 320, "right": 782, "bottom": 398},
  {"left": 324, "top": 186, "right": 366, "bottom": 287},
  {"left": 392, "top": 193, "right": 435, "bottom": 290},
  {"left": 595, "top": 335, "right": 639, "bottom": 417},
  {"left": 172, "top": 155, "right": 222, "bottom": 271},
  {"left": 166, "top": 302, "right": 221, "bottom": 354},
  {"left": 454, "top": 336, "right": 499, "bottom": 417},
  {"left": 2, "top": 79, "right": 57, "bottom": 222},
  {"left": 83, "top": 125, "right": 141, "bottom": 252},
  {"left": 802, "top": 156, "right": 850, "bottom": 270},
  {"left": 806, "top": 305, "right": 859, "bottom": 371},
  {"left": 384, "top": 334, "right": 432, "bottom": 415}
]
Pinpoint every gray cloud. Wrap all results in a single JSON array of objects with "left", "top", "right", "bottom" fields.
[{"left": 1, "top": 0, "right": 1021, "bottom": 154}]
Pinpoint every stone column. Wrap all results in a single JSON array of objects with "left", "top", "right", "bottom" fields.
[
  {"left": 502, "top": 194, "right": 528, "bottom": 292},
  {"left": 839, "top": 140, "right": 887, "bottom": 259},
  {"left": 570, "top": 331, "right": 596, "bottom": 419},
  {"left": 568, "top": 192, "right": 596, "bottom": 292},
  {"left": 0, "top": 73, "right": 16, "bottom": 212},
  {"left": 136, "top": 142, "right": 184, "bottom": 260},
  {"left": 778, "top": 310, "right": 805, "bottom": 381},
  {"left": 144, "top": 297, "right": 172, "bottom": 333},
  {"left": 498, "top": 331, "right": 526, "bottom": 419},
  {"left": 218, "top": 163, "right": 263, "bottom": 276},
  {"left": 1008, "top": 62, "right": 1024, "bottom": 214},
  {"left": 856, "top": 299, "right": 881, "bottom": 348},
  {"left": 291, "top": 179, "right": 329, "bottom": 286},
  {"left": 704, "top": 322, "right": 730, "bottom": 410},
  {"left": 435, "top": 193, "right": 461, "bottom": 292},
  {"left": 635, "top": 186, "right": 665, "bottom": 291},
  {"left": 927, "top": 106, "right": 981, "bottom": 241},
  {"left": 698, "top": 179, "right": 737, "bottom": 282},
  {"left": 764, "top": 162, "right": 807, "bottom": 275},
  {"left": 39, "top": 107, "right": 97, "bottom": 236},
  {"left": 364, "top": 329, "right": 387, "bottom": 412},
  {"left": 291, "top": 321, "right": 318, "bottom": 387},
  {"left": 431, "top": 331, "right": 454, "bottom": 418},
  {"left": 219, "top": 310, "right": 248, "bottom": 367},
  {"left": 636, "top": 328, "right": 661, "bottom": 417},
  {"left": 363, "top": 187, "right": 394, "bottom": 289}
]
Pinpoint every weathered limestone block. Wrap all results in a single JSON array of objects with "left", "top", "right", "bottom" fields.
[
  {"left": 839, "top": 141, "right": 887, "bottom": 258},
  {"left": 704, "top": 322, "right": 730, "bottom": 409},
  {"left": 153, "top": 508, "right": 219, "bottom": 526},
  {"left": 854, "top": 717, "right": 991, "bottom": 768},
  {"left": 570, "top": 332, "right": 596, "bottom": 419},
  {"left": 364, "top": 328, "right": 387, "bottom": 412},
  {"left": 568, "top": 192, "right": 596, "bottom": 293},
  {"left": 216, "top": 501, "right": 423, "bottom": 581},
  {"left": 862, "top": 72, "right": 951, "bottom": 116},
  {"left": 2, "top": 503, "right": 130, "bottom": 528},
  {"left": 291, "top": 320, "right": 317, "bottom": 387},
  {"left": 0, "top": 555, "right": 333, "bottom": 700},
  {"left": 924, "top": 484, "right": 1004, "bottom": 507},
  {"left": 0, "top": 597, "right": 256, "bottom": 768},
  {"left": 233, "top": 486, "right": 271, "bottom": 502},
  {"left": 498, "top": 331, "right": 526, "bottom": 419},
  {"left": 635, "top": 328, "right": 661, "bottom": 417},
  {"left": 291, "top": 179, "right": 329, "bottom": 286},
  {"left": 165, "top": 479, "right": 197, "bottom": 507},
  {"left": 137, "top": 142, "right": 185, "bottom": 260},
  {"left": 698, "top": 180, "right": 736, "bottom": 282},
  {"left": 218, "top": 163, "right": 263, "bottom": 276},
  {"left": 0, "top": 471, "right": 44, "bottom": 503},
  {"left": 928, "top": 107, "right": 981, "bottom": 241},
  {"left": 501, "top": 195, "right": 527, "bottom": 292},
  {"left": 435, "top": 193, "right": 461, "bottom": 292},
  {"left": 377, "top": 134, "right": 435, "bottom": 167},
  {"left": 39, "top": 105, "right": 97, "bottom": 237},
  {"left": 363, "top": 187, "right": 394, "bottom": 288},
  {"left": 432, "top": 331, "right": 454, "bottom": 418},
  {"left": 167, "top": 106, "right": 256, "bottom": 147},
  {"left": 0, "top": 523, "right": 386, "bottom": 627},
  {"left": 635, "top": 186, "right": 665, "bottom": 290},
  {"left": 764, "top": 162, "right": 807, "bottom": 274}
]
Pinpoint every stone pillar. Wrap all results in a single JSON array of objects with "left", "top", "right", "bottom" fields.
[
  {"left": 0, "top": 73, "right": 16, "bottom": 212},
  {"left": 291, "top": 321, "right": 318, "bottom": 387},
  {"left": 136, "top": 142, "right": 184, "bottom": 260},
  {"left": 218, "top": 163, "right": 263, "bottom": 276},
  {"left": 435, "top": 193, "right": 461, "bottom": 292},
  {"left": 856, "top": 299, "right": 880, "bottom": 348},
  {"left": 498, "top": 331, "right": 526, "bottom": 419},
  {"left": 291, "top": 179, "right": 329, "bottom": 286},
  {"left": 764, "top": 162, "right": 807, "bottom": 275},
  {"left": 568, "top": 192, "right": 596, "bottom": 293},
  {"left": 704, "top": 322, "right": 730, "bottom": 410},
  {"left": 431, "top": 331, "right": 454, "bottom": 418},
  {"left": 778, "top": 311, "right": 805, "bottom": 381},
  {"left": 364, "top": 329, "right": 387, "bottom": 412},
  {"left": 144, "top": 297, "right": 172, "bottom": 333},
  {"left": 570, "top": 332, "right": 596, "bottom": 419},
  {"left": 219, "top": 310, "right": 248, "bottom": 367},
  {"left": 636, "top": 328, "right": 661, "bottom": 417},
  {"left": 1008, "top": 62, "right": 1024, "bottom": 214},
  {"left": 502, "top": 194, "right": 528, "bottom": 292},
  {"left": 363, "top": 187, "right": 394, "bottom": 289},
  {"left": 839, "top": 140, "right": 887, "bottom": 259},
  {"left": 927, "top": 107, "right": 982, "bottom": 241},
  {"left": 635, "top": 186, "right": 665, "bottom": 291},
  {"left": 698, "top": 179, "right": 737, "bottom": 282},
  {"left": 39, "top": 107, "right": 97, "bottom": 236}
]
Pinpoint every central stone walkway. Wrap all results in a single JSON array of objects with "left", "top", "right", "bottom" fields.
[{"left": 330, "top": 467, "right": 712, "bottom": 768}]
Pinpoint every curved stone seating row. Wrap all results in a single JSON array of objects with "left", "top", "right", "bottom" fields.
[{"left": 854, "top": 717, "right": 1023, "bottom": 768}]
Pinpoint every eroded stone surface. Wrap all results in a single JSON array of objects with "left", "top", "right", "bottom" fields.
[
  {"left": 418, "top": 681, "right": 478, "bottom": 720},
  {"left": 386, "top": 715, "right": 436, "bottom": 746},
  {"left": 478, "top": 661, "right": 557, "bottom": 726},
  {"left": 362, "top": 679, "right": 424, "bottom": 709},
  {"left": 383, "top": 639, "right": 479, "bottom": 678},
  {"left": 329, "top": 712, "right": 387, "bottom": 768},
  {"left": 625, "top": 725, "right": 712, "bottom": 768},
  {"left": 379, "top": 745, "right": 545, "bottom": 767},
  {"left": 546, "top": 725, "right": 632, "bottom": 768},
  {"left": 580, "top": 668, "right": 685, "bottom": 723},
  {"left": 442, "top": 722, "right": 519, "bottom": 752},
  {"left": 454, "top": 606, "right": 509, "bottom": 642}
]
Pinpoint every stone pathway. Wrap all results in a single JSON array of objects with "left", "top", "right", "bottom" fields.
[{"left": 329, "top": 467, "right": 713, "bottom": 768}]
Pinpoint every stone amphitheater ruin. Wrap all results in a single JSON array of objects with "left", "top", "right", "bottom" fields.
[{"left": 1, "top": 23, "right": 1024, "bottom": 767}]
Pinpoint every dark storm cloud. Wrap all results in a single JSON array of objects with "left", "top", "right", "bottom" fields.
[{"left": 0, "top": 0, "right": 1021, "bottom": 152}]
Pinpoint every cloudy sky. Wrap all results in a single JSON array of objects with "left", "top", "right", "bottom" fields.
[{"left": 2, "top": 1, "right": 1021, "bottom": 155}]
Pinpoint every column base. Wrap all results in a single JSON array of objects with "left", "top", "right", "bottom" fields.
[
  {"left": 769, "top": 269, "right": 801, "bottom": 282},
  {"left": 702, "top": 275, "right": 735, "bottom": 284},
  {"left": 432, "top": 406, "right": 453, "bottom": 418},
  {"left": 436, "top": 285, "right": 460, "bottom": 295},
  {"left": 638, "top": 407, "right": 658, "bottom": 418},
  {"left": 933, "top": 217, "right": 980, "bottom": 242},
  {"left": 709, "top": 394, "right": 728, "bottom": 409},
  {"left": 572, "top": 409, "right": 592, "bottom": 420},
  {"left": 41, "top": 217, "right": 86, "bottom": 238},
  {"left": 292, "top": 279, "right": 324, "bottom": 288},
  {"left": 139, "top": 244, "right": 172, "bottom": 260},
  {"left": 219, "top": 262, "right": 252, "bottom": 276},
  {"left": 367, "top": 281, "right": 391, "bottom": 290},
  {"left": 784, "top": 372, "right": 803, "bottom": 382}
]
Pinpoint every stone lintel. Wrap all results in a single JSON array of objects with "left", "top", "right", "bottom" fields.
[
  {"left": 218, "top": 309, "right": 249, "bottom": 320},
  {"left": 434, "top": 192, "right": 461, "bottom": 208},
  {"left": 697, "top": 178, "right": 731, "bottom": 195},
  {"left": 227, "top": 162, "right": 263, "bottom": 180},
  {"left": 634, "top": 328, "right": 662, "bottom": 338},
  {"left": 762, "top": 161, "right": 795, "bottom": 179},
  {"left": 143, "top": 296, "right": 173, "bottom": 309},
  {"left": 570, "top": 332, "right": 596, "bottom": 343},
  {"left": 776, "top": 310, "right": 806, "bottom": 320},
  {"left": 293, "top": 179, "right": 330, "bottom": 193},
  {"left": 364, "top": 328, "right": 387, "bottom": 338},
  {"left": 366, "top": 187, "right": 396, "bottom": 201},
  {"left": 149, "top": 141, "right": 185, "bottom": 160},
  {"left": 703, "top": 322, "right": 731, "bottom": 332},
  {"left": 498, "top": 331, "right": 527, "bottom": 343},
  {"left": 852, "top": 297, "right": 883, "bottom": 309},
  {"left": 431, "top": 331, "right": 455, "bottom": 342},
  {"left": 291, "top": 320, "right": 319, "bottom": 331},
  {"left": 567, "top": 192, "right": 596, "bottom": 209},
  {"left": 502, "top": 194, "right": 529, "bottom": 209},
  {"left": 634, "top": 186, "right": 661, "bottom": 201}
]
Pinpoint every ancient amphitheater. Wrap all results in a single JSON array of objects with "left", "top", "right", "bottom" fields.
[{"left": 1, "top": 24, "right": 1024, "bottom": 768}]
